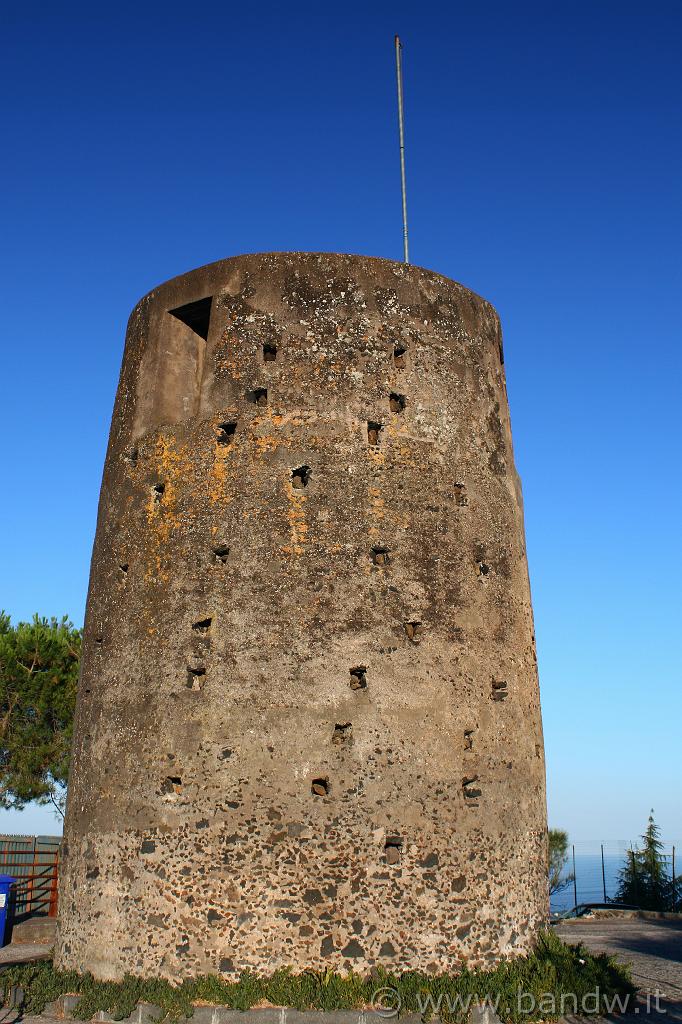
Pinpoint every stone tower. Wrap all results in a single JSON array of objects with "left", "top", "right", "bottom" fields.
[{"left": 56, "top": 253, "right": 547, "bottom": 981}]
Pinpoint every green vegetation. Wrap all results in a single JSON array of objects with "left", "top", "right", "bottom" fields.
[
  {"left": 1, "top": 933, "right": 635, "bottom": 1022},
  {"left": 0, "top": 612, "right": 80, "bottom": 816},
  {"left": 615, "top": 810, "right": 682, "bottom": 911},
  {"left": 547, "top": 829, "right": 574, "bottom": 897}
]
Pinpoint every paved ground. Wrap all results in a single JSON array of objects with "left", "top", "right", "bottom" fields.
[
  {"left": 555, "top": 917, "right": 682, "bottom": 998},
  {"left": 556, "top": 916, "right": 682, "bottom": 1018}
]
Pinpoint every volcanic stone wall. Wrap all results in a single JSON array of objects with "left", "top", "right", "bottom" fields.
[{"left": 56, "top": 252, "right": 547, "bottom": 981}]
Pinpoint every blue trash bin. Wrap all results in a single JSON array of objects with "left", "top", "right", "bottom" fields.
[{"left": 0, "top": 875, "right": 17, "bottom": 947}]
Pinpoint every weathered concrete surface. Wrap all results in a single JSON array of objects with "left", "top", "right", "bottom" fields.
[
  {"left": 9, "top": 918, "right": 56, "bottom": 945},
  {"left": 55, "top": 253, "right": 546, "bottom": 980},
  {"left": 0, "top": 943, "right": 51, "bottom": 966}
]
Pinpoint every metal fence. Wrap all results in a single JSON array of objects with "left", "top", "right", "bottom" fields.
[
  {"left": 0, "top": 834, "right": 61, "bottom": 919},
  {"left": 551, "top": 839, "right": 682, "bottom": 914}
]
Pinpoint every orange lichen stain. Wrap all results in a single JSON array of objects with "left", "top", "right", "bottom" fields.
[
  {"left": 208, "top": 415, "right": 241, "bottom": 505},
  {"left": 253, "top": 434, "right": 290, "bottom": 456},
  {"left": 368, "top": 447, "right": 386, "bottom": 469},
  {"left": 144, "top": 435, "right": 192, "bottom": 583},
  {"left": 209, "top": 447, "right": 238, "bottom": 506},
  {"left": 285, "top": 489, "right": 308, "bottom": 557},
  {"left": 209, "top": 450, "right": 228, "bottom": 503},
  {"left": 398, "top": 443, "right": 417, "bottom": 464}
]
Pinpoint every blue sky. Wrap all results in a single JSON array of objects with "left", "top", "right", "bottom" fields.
[{"left": 1, "top": 1, "right": 680, "bottom": 842}]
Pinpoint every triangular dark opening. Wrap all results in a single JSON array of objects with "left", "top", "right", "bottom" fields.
[{"left": 168, "top": 296, "right": 212, "bottom": 340}]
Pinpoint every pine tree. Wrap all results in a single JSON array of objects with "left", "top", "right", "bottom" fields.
[
  {"left": 0, "top": 612, "right": 80, "bottom": 817},
  {"left": 614, "top": 810, "right": 682, "bottom": 911}
]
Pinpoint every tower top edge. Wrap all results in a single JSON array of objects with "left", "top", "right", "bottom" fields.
[{"left": 130, "top": 252, "right": 497, "bottom": 321}]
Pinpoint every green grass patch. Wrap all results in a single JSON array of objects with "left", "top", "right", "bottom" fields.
[{"left": 1, "top": 931, "right": 636, "bottom": 1022}]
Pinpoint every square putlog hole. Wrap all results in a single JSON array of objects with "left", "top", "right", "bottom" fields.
[
  {"left": 192, "top": 618, "right": 212, "bottom": 634},
  {"left": 462, "top": 775, "right": 482, "bottom": 802},
  {"left": 187, "top": 666, "right": 206, "bottom": 691},
  {"left": 404, "top": 620, "right": 422, "bottom": 642},
  {"left": 311, "top": 777, "right": 329, "bottom": 797},
  {"left": 247, "top": 387, "right": 268, "bottom": 406},
  {"left": 389, "top": 392, "right": 406, "bottom": 413},
  {"left": 212, "top": 545, "right": 230, "bottom": 565},
  {"left": 349, "top": 666, "right": 367, "bottom": 691},
  {"left": 332, "top": 722, "right": 353, "bottom": 746},
  {"left": 291, "top": 465, "right": 311, "bottom": 489},
  {"left": 216, "top": 422, "right": 237, "bottom": 446},
  {"left": 151, "top": 483, "right": 165, "bottom": 504},
  {"left": 393, "top": 344, "right": 407, "bottom": 369},
  {"left": 491, "top": 679, "right": 508, "bottom": 701},
  {"left": 371, "top": 546, "right": 390, "bottom": 567},
  {"left": 384, "top": 836, "right": 403, "bottom": 865},
  {"left": 263, "top": 343, "right": 277, "bottom": 362},
  {"left": 367, "top": 421, "right": 383, "bottom": 447},
  {"left": 454, "top": 482, "right": 468, "bottom": 507}
]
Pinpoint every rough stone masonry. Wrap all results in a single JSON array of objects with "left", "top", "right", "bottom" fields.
[{"left": 56, "top": 253, "right": 547, "bottom": 981}]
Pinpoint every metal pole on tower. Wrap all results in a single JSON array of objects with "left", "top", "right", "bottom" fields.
[{"left": 395, "top": 35, "right": 409, "bottom": 264}]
